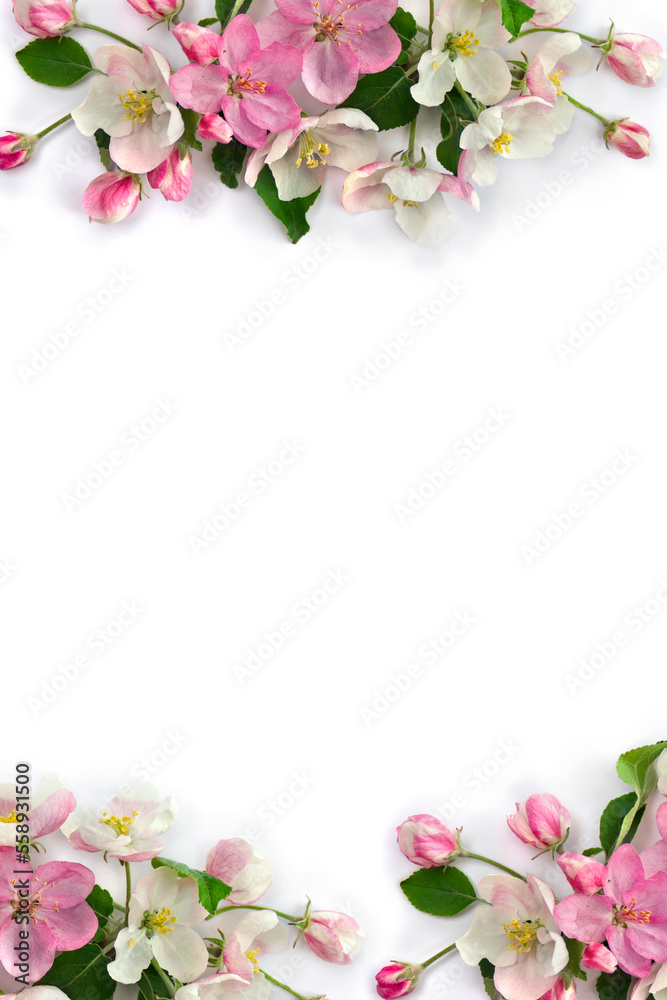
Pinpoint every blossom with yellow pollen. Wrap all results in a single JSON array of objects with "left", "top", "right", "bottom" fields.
[
  {"left": 460, "top": 96, "right": 558, "bottom": 187},
  {"left": 0, "top": 773, "right": 75, "bottom": 849},
  {"left": 522, "top": 32, "right": 591, "bottom": 136}
]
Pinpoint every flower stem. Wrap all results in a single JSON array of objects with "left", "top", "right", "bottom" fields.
[
  {"left": 454, "top": 81, "right": 480, "bottom": 118},
  {"left": 564, "top": 92, "right": 611, "bottom": 126},
  {"left": 77, "top": 21, "right": 142, "bottom": 50},
  {"left": 206, "top": 904, "right": 303, "bottom": 923},
  {"left": 261, "top": 971, "right": 322, "bottom": 1000},
  {"left": 461, "top": 852, "right": 527, "bottom": 881},
  {"left": 151, "top": 959, "right": 176, "bottom": 998},
  {"left": 407, "top": 117, "right": 417, "bottom": 160},
  {"left": 124, "top": 861, "right": 132, "bottom": 927},
  {"left": 516, "top": 26, "right": 602, "bottom": 45},
  {"left": 428, "top": 0, "right": 435, "bottom": 46},
  {"left": 36, "top": 114, "right": 72, "bottom": 139},
  {"left": 421, "top": 942, "right": 457, "bottom": 970}
]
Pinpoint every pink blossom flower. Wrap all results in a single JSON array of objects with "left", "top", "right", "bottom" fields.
[
  {"left": 256, "top": 0, "right": 401, "bottom": 105},
  {"left": 641, "top": 801, "right": 667, "bottom": 878},
  {"left": 125, "top": 0, "right": 183, "bottom": 20},
  {"left": 0, "top": 132, "right": 36, "bottom": 170},
  {"left": 396, "top": 814, "right": 460, "bottom": 868},
  {"left": 0, "top": 774, "right": 74, "bottom": 845},
  {"left": 0, "top": 849, "right": 97, "bottom": 982},
  {"left": 12, "top": 0, "right": 76, "bottom": 38},
  {"left": 82, "top": 171, "right": 142, "bottom": 223},
  {"left": 582, "top": 942, "right": 618, "bottom": 973},
  {"left": 507, "top": 794, "right": 571, "bottom": 852},
  {"left": 528, "top": 0, "right": 575, "bottom": 29},
  {"left": 538, "top": 980, "right": 576, "bottom": 1000},
  {"left": 302, "top": 910, "right": 364, "bottom": 965},
  {"left": 170, "top": 15, "right": 303, "bottom": 149},
  {"left": 376, "top": 962, "right": 419, "bottom": 997},
  {"left": 61, "top": 780, "right": 176, "bottom": 859},
  {"left": 206, "top": 838, "right": 272, "bottom": 905},
  {"left": 554, "top": 844, "right": 667, "bottom": 978},
  {"left": 197, "top": 114, "right": 234, "bottom": 143},
  {"left": 173, "top": 22, "right": 224, "bottom": 66},
  {"left": 633, "top": 962, "right": 667, "bottom": 1000},
  {"left": 72, "top": 44, "right": 184, "bottom": 173},
  {"left": 605, "top": 120, "right": 651, "bottom": 159},
  {"left": 557, "top": 853, "right": 608, "bottom": 895},
  {"left": 147, "top": 147, "right": 193, "bottom": 201},
  {"left": 606, "top": 34, "right": 665, "bottom": 88}
]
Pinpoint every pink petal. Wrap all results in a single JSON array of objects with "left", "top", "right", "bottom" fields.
[
  {"left": 242, "top": 87, "right": 302, "bottom": 135},
  {"left": 207, "top": 839, "right": 253, "bottom": 883},
  {"left": 31, "top": 789, "right": 77, "bottom": 838},
  {"left": 44, "top": 901, "right": 98, "bottom": 950},
  {"left": 273, "top": 0, "right": 319, "bottom": 25},
  {"left": 302, "top": 38, "right": 359, "bottom": 103},
  {"left": 34, "top": 862, "right": 95, "bottom": 908},
  {"left": 170, "top": 64, "right": 228, "bottom": 113},
  {"left": 608, "top": 845, "right": 645, "bottom": 901},
  {"left": 348, "top": 23, "right": 401, "bottom": 72},
  {"left": 220, "top": 14, "right": 260, "bottom": 74},
  {"left": 251, "top": 41, "right": 303, "bottom": 85},
  {"left": 553, "top": 893, "right": 612, "bottom": 941},
  {"left": 255, "top": 11, "right": 314, "bottom": 50},
  {"left": 607, "top": 926, "right": 652, "bottom": 978},
  {"left": 220, "top": 96, "right": 268, "bottom": 147},
  {"left": 0, "top": 915, "right": 56, "bottom": 982}
]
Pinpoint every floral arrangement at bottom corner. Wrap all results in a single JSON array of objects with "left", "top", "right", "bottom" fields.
[
  {"left": 0, "top": 773, "right": 363, "bottom": 1000},
  {"left": 0, "top": 0, "right": 664, "bottom": 243},
  {"left": 376, "top": 740, "right": 667, "bottom": 1000}
]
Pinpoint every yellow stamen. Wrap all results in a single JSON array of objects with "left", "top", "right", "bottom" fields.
[
  {"left": 491, "top": 130, "right": 513, "bottom": 155},
  {"left": 614, "top": 899, "right": 651, "bottom": 926},
  {"left": 452, "top": 30, "right": 479, "bottom": 57},
  {"left": 549, "top": 70, "right": 564, "bottom": 96},
  {"left": 118, "top": 89, "right": 155, "bottom": 125},
  {"left": 246, "top": 947, "right": 261, "bottom": 974},
  {"left": 0, "top": 810, "right": 18, "bottom": 823},
  {"left": 296, "top": 134, "right": 329, "bottom": 169},
  {"left": 144, "top": 907, "right": 177, "bottom": 935},
  {"left": 99, "top": 810, "right": 138, "bottom": 836},
  {"left": 504, "top": 918, "right": 540, "bottom": 953}
]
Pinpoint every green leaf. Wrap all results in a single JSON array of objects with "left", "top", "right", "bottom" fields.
[
  {"left": 582, "top": 847, "right": 604, "bottom": 857},
  {"left": 180, "top": 108, "right": 203, "bottom": 152},
  {"left": 215, "top": 0, "right": 253, "bottom": 30},
  {"left": 150, "top": 857, "right": 232, "bottom": 914},
  {"left": 253, "top": 165, "right": 320, "bottom": 243},
  {"left": 436, "top": 89, "right": 474, "bottom": 174},
  {"left": 617, "top": 741, "right": 667, "bottom": 798},
  {"left": 497, "top": 0, "right": 536, "bottom": 36},
  {"left": 479, "top": 961, "right": 499, "bottom": 1000},
  {"left": 390, "top": 7, "right": 417, "bottom": 64},
  {"left": 16, "top": 37, "right": 93, "bottom": 87},
  {"left": 86, "top": 884, "right": 114, "bottom": 943},
  {"left": 400, "top": 865, "right": 478, "bottom": 916},
  {"left": 339, "top": 65, "right": 418, "bottom": 131},
  {"left": 199, "top": 16, "right": 220, "bottom": 25},
  {"left": 37, "top": 944, "right": 114, "bottom": 1000},
  {"left": 211, "top": 136, "right": 248, "bottom": 189},
  {"left": 138, "top": 964, "right": 176, "bottom": 1000},
  {"left": 564, "top": 936, "right": 587, "bottom": 982},
  {"left": 600, "top": 793, "right": 646, "bottom": 859},
  {"left": 596, "top": 968, "right": 633, "bottom": 1000}
]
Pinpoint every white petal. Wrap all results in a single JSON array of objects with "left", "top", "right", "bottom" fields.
[
  {"left": 547, "top": 94, "right": 574, "bottom": 135},
  {"left": 71, "top": 76, "right": 133, "bottom": 138},
  {"left": 107, "top": 928, "right": 153, "bottom": 984},
  {"left": 411, "top": 50, "right": 456, "bottom": 106},
  {"left": 455, "top": 48, "right": 511, "bottom": 104},
  {"left": 318, "top": 124, "right": 379, "bottom": 171},
  {"left": 271, "top": 148, "right": 325, "bottom": 200},
  {"left": 152, "top": 926, "right": 209, "bottom": 984},
  {"left": 386, "top": 165, "right": 443, "bottom": 201},
  {"left": 476, "top": 0, "right": 511, "bottom": 48},
  {"left": 394, "top": 193, "right": 452, "bottom": 244},
  {"left": 460, "top": 106, "right": 503, "bottom": 150}
]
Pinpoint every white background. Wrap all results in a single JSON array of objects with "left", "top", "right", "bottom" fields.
[{"left": 1, "top": 0, "right": 667, "bottom": 996}]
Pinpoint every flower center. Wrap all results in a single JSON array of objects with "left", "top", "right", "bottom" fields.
[
  {"left": 549, "top": 70, "right": 564, "bottom": 95},
  {"left": 387, "top": 193, "right": 418, "bottom": 208},
  {"left": 143, "top": 907, "right": 177, "bottom": 935},
  {"left": 228, "top": 71, "right": 267, "bottom": 97},
  {"left": 504, "top": 918, "right": 541, "bottom": 953},
  {"left": 246, "top": 947, "right": 261, "bottom": 974},
  {"left": 0, "top": 810, "right": 18, "bottom": 823},
  {"left": 296, "top": 133, "right": 331, "bottom": 168},
  {"left": 312, "top": 1, "right": 361, "bottom": 44},
  {"left": 449, "top": 30, "right": 479, "bottom": 57},
  {"left": 99, "top": 810, "right": 138, "bottom": 836},
  {"left": 118, "top": 89, "right": 157, "bottom": 125},
  {"left": 491, "top": 130, "right": 513, "bottom": 155},
  {"left": 613, "top": 899, "right": 651, "bottom": 927}
]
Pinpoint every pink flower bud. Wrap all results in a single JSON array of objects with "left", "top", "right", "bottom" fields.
[
  {"left": 397, "top": 815, "right": 459, "bottom": 868},
  {"left": 507, "top": 794, "right": 571, "bottom": 851},
  {"left": 606, "top": 34, "right": 665, "bottom": 88},
  {"left": 83, "top": 171, "right": 142, "bottom": 224},
  {"left": 557, "top": 852, "right": 608, "bottom": 895},
  {"left": 605, "top": 120, "right": 651, "bottom": 159},
  {"left": 173, "top": 22, "right": 224, "bottom": 66},
  {"left": 147, "top": 147, "right": 193, "bottom": 202},
  {"left": 198, "top": 114, "right": 234, "bottom": 144},
  {"left": 125, "top": 0, "right": 183, "bottom": 20},
  {"left": 12, "top": 0, "right": 76, "bottom": 37},
  {"left": 376, "top": 963, "right": 419, "bottom": 998},
  {"left": 582, "top": 942, "right": 618, "bottom": 973},
  {"left": 0, "top": 132, "right": 36, "bottom": 170},
  {"left": 302, "top": 911, "right": 363, "bottom": 965}
]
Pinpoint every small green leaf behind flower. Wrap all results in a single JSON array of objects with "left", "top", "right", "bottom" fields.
[
  {"left": 497, "top": 0, "right": 536, "bottom": 37},
  {"left": 339, "top": 65, "right": 419, "bottom": 131},
  {"left": 212, "top": 137, "right": 248, "bottom": 188},
  {"left": 150, "top": 857, "right": 232, "bottom": 914},
  {"left": 254, "top": 165, "right": 321, "bottom": 243},
  {"left": 400, "top": 865, "right": 478, "bottom": 916}
]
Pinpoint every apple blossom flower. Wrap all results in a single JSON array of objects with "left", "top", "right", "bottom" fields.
[
  {"left": 147, "top": 147, "right": 193, "bottom": 202},
  {"left": 245, "top": 109, "right": 379, "bottom": 201},
  {"left": 396, "top": 814, "right": 460, "bottom": 868},
  {"left": 343, "top": 161, "right": 470, "bottom": 244},
  {"left": 605, "top": 34, "right": 665, "bottom": 88},
  {"left": 107, "top": 866, "right": 208, "bottom": 984},
  {"left": 557, "top": 852, "right": 608, "bottom": 895},
  {"left": 554, "top": 844, "right": 667, "bottom": 978},
  {"left": 302, "top": 910, "right": 364, "bottom": 965},
  {"left": 255, "top": 0, "right": 401, "bottom": 105},
  {"left": 460, "top": 95, "right": 558, "bottom": 186},
  {"left": 12, "top": 0, "right": 77, "bottom": 38},
  {"left": 125, "top": 0, "right": 183, "bottom": 21},
  {"left": 521, "top": 32, "right": 590, "bottom": 137},
  {"left": 0, "top": 849, "right": 97, "bottom": 982},
  {"left": 582, "top": 942, "right": 618, "bottom": 973},
  {"left": 170, "top": 15, "right": 302, "bottom": 150},
  {"left": 411, "top": 0, "right": 511, "bottom": 108},
  {"left": 528, "top": 0, "right": 575, "bottom": 29},
  {"left": 0, "top": 773, "right": 75, "bottom": 845},
  {"left": 198, "top": 114, "right": 234, "bottom": 143},
  {"left": 83, "top": 171, "right": 142, "bottom": 222},
  {"left": 71, "top": 44, "right": 184, "bottom": 173},
  {"left": 206, "top": 838, "right": 272, "bottom": 905},
  {"left": 376, "top": 962, "right": 420, "bottom": 997},
  {"left": 0, "top": 132, "right": 37, "bottom": 170},
  {"left": 657, "top": 750, "right": 667, "bottom": 796},
  {"left": 507, "top": 794, "right": 571, "bottom": 852},
  {"left": 539, "top": 980, "right": 577, "bottom": 1000},
  {"left": 173, "top": 23, "right": 225, "bottom": 66},
  {"left": 633, "top": 962, "right": 667, "bottom": 1000},
  {"left": 604, "top": 120, "right": 651, "bottom": 159},
  {"left": 456, "top": 874, "right": 568, "bottom": 1000},
  {"left": 61, "top": 780, "right": 176, "bottom": 860},
  {"left": 3, "top": 989, "right": 74, "bottom": 1000},
  {"left": 174, "top": 910, "right": 288, "bottom": 1000}
]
